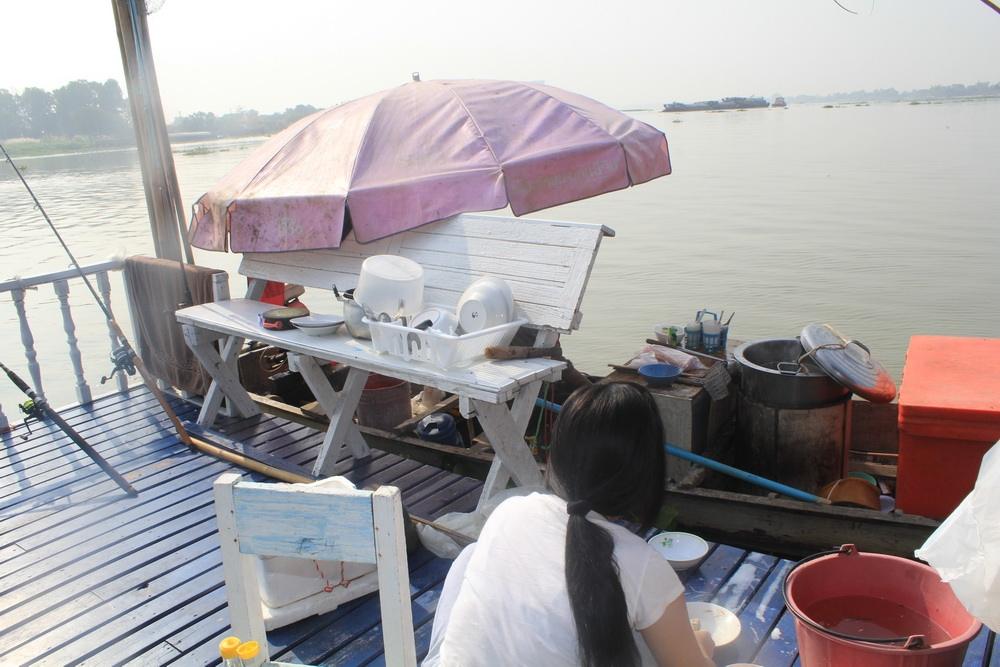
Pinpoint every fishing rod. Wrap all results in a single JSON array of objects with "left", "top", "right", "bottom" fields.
[
  {"left": 0, "top": 142, "right": 194, "bottom": 450},
  {"left": 1, "top": 361, "right": 138, "bottom": 496}
]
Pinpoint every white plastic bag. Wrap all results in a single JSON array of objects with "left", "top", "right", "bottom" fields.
[
  {"left": 915, "top": 440, "right": 1000, "bottom": 632},
  {"left": 625, "top": 345, "right": 707, "bottom": 372},
  {"left": 417, "top": 485, "right": 546, "bottom": 558}
]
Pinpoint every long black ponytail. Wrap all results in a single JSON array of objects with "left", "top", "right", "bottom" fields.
[{"left": 548, "top": 382, "right": 666, "bottom": 667}]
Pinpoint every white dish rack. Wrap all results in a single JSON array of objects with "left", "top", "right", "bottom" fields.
[{"left": 368, "top": 317, "right": 526, "bottom": 369}]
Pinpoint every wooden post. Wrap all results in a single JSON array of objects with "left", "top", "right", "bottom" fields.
[
  {"left": 0, "top": 402, "right": 8, "bottom": 433},
  {"left": 110, "top": 0, "right": 193, "bottom": 263}
]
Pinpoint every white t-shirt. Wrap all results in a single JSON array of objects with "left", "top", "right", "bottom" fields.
[{"left": 423, "top": 492, "right": 683, "bottom": 667}]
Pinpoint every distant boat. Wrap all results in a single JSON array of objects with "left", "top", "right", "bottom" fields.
[
  {"left": 662, "top": 96, "right": 770, "bottom": 112},
  {"left": 772, "top": 96, "right": 787, "bottom": 108}
]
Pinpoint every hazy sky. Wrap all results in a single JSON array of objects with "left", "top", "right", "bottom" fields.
[{"left": 3, "top": 1, "right": 998, "bottom": 117}]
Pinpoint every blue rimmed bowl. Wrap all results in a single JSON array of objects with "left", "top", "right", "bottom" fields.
[{"left": 638, "top": 363, "right": 683, "bottom": 388}]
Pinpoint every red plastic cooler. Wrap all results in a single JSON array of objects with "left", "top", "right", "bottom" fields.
[{"left": 896, "top": 335, "right": 1000, "bottom": 519}]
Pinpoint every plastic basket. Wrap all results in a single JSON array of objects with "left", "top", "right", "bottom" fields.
[{"left": 368, "top": 318, "right": 525, "bottom": 369}]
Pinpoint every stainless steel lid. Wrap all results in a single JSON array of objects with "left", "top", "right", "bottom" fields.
[{"left": 800, "top": 323, "right": 896, "bottom": 403}]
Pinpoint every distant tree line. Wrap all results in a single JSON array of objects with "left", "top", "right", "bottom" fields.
[
  {"left": 0, "top": 79, "right": 131, "bottom": 141},
  {"left": 0, "top": 77, "right": 321, "bottom": 145},
  {"left": 789, "top": 81, "right": 1000, "bottom": 104},
  {"left": 169, "top": 104, "right": 319, "bottom": 138}
]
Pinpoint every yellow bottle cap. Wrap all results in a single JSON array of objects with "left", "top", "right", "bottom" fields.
[
  {"left": 237, "top": 640, "right": 261, "bottom": 660},
  {"left": 219, "top": 636, "right": 241, "bottom": 659}
]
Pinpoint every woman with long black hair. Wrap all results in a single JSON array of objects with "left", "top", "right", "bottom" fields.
[{"left": 423, "top": 382, "right": 715, "bottom": 666}]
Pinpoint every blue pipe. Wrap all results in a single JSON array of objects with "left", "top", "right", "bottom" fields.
[{"left": 534, "top": 397, "right": 828, "bottom": 505}]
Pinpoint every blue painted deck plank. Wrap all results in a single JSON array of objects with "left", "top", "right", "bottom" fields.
[
  {"left": 0, "top": 411, "right": 198, "bottom": 517},
  {"left": 0, "top": 444, "right": 227, "bottom": 549},
  {"left": 712, "top": 550, "right": 779, "bottom": 613},
  {"left": 0, "top": 389, "right": 159, "bottom": 456},
  {"left": 0, "top": 505, "right": 218, "bottom": 622},
  {"left": 34, "top": 565, "right": 225, "bottom": 665},
  {"left": 732, "top": 559, "right": 795, "bottom": 663},
  {"left": 0, "top": 407, "right": 200, "bottom": 496},
  {"left": 683, "top": 543, "right": 747, "bottom": 601},
  {"left": 4, "top": 533, "right": 221, "bottom": 652},
  {"left": 329, "top": 567, "right": 449, "bottom": 667},
  {"left": 964, "top": 625, "right": 992, "bottom": 666},
  {"left": 0, "top": 502, "right": 223, "bottom": 636},
  {"left": 752, "top": 606, "right": 799, "bottom": 667},
  {"left": 0, "top": 545, "right": 222, "bottom": 663}
]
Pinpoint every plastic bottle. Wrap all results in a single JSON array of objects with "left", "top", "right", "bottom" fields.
[
  {"left": 219, "top": 636, "right": 241, "bottom": 667},
  {"left": 237, "top": 640, "right": 261, "bottom": 665}
]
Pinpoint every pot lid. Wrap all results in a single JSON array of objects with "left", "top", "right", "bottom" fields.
[{"left": 800, "top": 323, "right": 897, "bottom": 403}]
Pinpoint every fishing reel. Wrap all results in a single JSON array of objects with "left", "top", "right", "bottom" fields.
[
  {"left": 16, "top": 398, "right": 46, "bottom": 440},
  {"left": 100, "top": 345, "right": 137, "bottom": 385}
]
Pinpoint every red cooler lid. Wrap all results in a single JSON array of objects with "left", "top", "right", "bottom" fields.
[
  {"left": 800, "top": 323, "right": 897, "bottom": 403},
  {"left": 898, "top": 336, "right": 1000, "bottom": 441}
]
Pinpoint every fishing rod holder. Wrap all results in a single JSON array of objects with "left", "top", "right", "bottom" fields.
[{"left": 100, "top": 345, "right": 137, "bottom": 385}]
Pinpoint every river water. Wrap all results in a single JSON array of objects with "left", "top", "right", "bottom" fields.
[{"left": 1, "top": 100, "right": 998, "bottom": 412}]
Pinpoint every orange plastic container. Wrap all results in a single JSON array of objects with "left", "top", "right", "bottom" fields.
[{"left": 896, "top": 336, "right": 1000, "bottom": 519}]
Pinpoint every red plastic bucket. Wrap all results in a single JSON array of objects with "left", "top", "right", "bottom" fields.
[{"left": 783, "top": 545, "right": 981, "bottom": 667}]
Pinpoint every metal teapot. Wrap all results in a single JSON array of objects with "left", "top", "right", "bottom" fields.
[{"left": 332, "top": 285, "right": 371, "bottom": 339}]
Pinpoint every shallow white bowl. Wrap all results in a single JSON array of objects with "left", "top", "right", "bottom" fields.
[
  {"left": 647, "top": 531, "right": 709, "bottom": 570},
  {"left": 687, "top": 601, "right": 742, "bottom": 650},
  {"left": 292, "top": 314, "right": 344, "bottom": 336}
]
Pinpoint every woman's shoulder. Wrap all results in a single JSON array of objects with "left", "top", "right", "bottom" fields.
[{"left": 490, "top": 490, "right": 564, "bottom": 519}]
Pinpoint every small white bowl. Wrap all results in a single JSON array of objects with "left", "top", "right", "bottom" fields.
[
  {"left": 647, "top": 531, "right": 709, "bottom": 570},
  {"left": 687, "top": 601, "right": 742, "bottom": 650}
]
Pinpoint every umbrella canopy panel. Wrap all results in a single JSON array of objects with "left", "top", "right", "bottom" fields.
[{"left": 190, "top": 79, "right": 670, "bottom": 253}]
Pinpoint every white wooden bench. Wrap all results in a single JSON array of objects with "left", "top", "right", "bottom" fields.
[{"left": 177, "top": 213, "right": 613, "bottom": 507}]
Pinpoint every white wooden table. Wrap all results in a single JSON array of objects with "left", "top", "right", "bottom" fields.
[
  {"left": 177, "top": 299, "right": 564, "bottom": 500},
  {"left": 178, "top": 213, "right": 611, "bottom": 507}
]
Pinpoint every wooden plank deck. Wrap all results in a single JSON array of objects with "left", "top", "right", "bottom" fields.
[{"left": 0, "top": 387, "right": 993, "bottom": 666}]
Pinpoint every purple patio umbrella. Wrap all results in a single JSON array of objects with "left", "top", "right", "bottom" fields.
[{"left": 189, "top": 79, "right": 671, "bottom": 253}]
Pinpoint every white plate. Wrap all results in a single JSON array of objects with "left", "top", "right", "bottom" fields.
[
  {"left": 647, "top": 531, "right": 709, "bottom": 570},
  {"left": 687, "top": 602, "right": 741, "bottom": 649},
  {"left": 292, "top": 315, "right": 344, "bottom": 336},
  {"left": 292, "top": 314, "right": 345, "bottom": 328}
]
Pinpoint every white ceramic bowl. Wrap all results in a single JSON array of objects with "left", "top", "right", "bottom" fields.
[
  {"left": 355, "top": 255, "right": 424, "bottom": 320},
  {"left": 647, "top": 531, "right": 709, "bottom": 570},
  {"left": 687, "top": 602, "right": 742, "bottom": 650},
  {"left": 457, "top": 276, "right": 514, "bottom": 333}
]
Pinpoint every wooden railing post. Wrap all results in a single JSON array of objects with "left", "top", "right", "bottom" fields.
[
  {"left": 10, "top": 287, "right": 44, "bottom": 401},
  {"left": 0, "top": 402, "right": 8, "bottom": 434},
  {"left": 53, "top": 279, "right": 93, "bottom": 405},
  {"left": 96, "top": 271, "right": 129, "bottom": 394}
]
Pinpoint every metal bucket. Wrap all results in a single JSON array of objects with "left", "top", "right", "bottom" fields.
[
  {"left": 735, "top": 338, "right": 849, "bottom": 409},
  {"left": 735, "top": 338, "right": 851, "bottom": 493}
]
